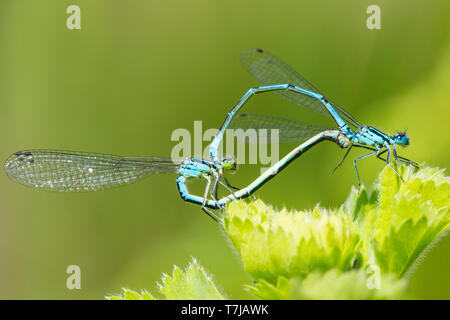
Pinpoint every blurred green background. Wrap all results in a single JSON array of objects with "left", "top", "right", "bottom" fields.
[{"left": 0, "top": 0, "right": 449, "bottom": 299}]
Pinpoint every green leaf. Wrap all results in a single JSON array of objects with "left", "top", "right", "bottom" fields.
[
  {"left": 224, "top": 201, "right": 361, "bottom": 283},
  {"left": 158, "top": 258, "right": 225, "bottom": 300},
  {"left": 224, "top": 165, "right": 449, "bottom": 294},
  {"left": 370, "top": 165, "right": 450, "bottom": 277},
  {"left": 246, "top": 269, "right": 406, "bottom": 300},
  {"left": 106, "top": 288, "right": 156, "bottom": 300},
  {"left": 343, "top": 185, "right": 378, "bottom": 221},
  {"left": 106, "top": 258, "right": 225, "bottom": 300}
]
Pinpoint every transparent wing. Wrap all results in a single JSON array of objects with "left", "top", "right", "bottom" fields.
[
  {"left": 4, "top": 150, "right": 179, "bottom": 192},
  {"left": 228, "top": 113, "right": 334, "bottom": 144},
  {"left": 240, "top": 49, "right": 361, "bottom": 128}
]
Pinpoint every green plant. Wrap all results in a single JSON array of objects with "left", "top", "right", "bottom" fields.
[
  {"left": 108, "top": 165, "right": 450, "bottom": 300},
  {"left": 106, "top": 258, "right": 225, "bottom": 300}
]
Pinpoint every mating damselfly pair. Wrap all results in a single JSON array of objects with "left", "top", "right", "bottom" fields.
[{"left": 3, "top": 49, "right": 418, "bottom": 221}]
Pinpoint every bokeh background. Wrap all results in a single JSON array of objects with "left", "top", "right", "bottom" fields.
[{"left": 0, "top": 0, "right": 449, "bottom": 299}]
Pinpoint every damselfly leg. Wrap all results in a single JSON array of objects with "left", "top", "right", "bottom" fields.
[
  {"left": 332, "top": 145, "right": 354, "bottom": 174},
  {"left": 201, "top": 176, "right": 220, "bottom": 222},
  {"left": 385, "top": 145, "right": 404, "bottom": 182},
  {"left": 353, "top": 150, "right": 379, "bottom": 187},
  {"left": 376, "top": 149, "right": 418, "bottom": 167}
]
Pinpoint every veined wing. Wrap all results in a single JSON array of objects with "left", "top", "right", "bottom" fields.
[
  {"left": 228, "top": 113, "right": 334, "bottom": 144},
  {"left": 240, "top": 49, "right": 361, "bottom": 128},
  {"left": 4, "top": 150, "right": 179, "bottom": 192}
]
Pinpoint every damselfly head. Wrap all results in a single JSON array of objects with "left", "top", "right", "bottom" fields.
[
  {"left": 393, "top": 131, "right": 410, "bottom": 147},
  {"left": 221, "top": 157, "right": 238, "bottom": 172}
]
